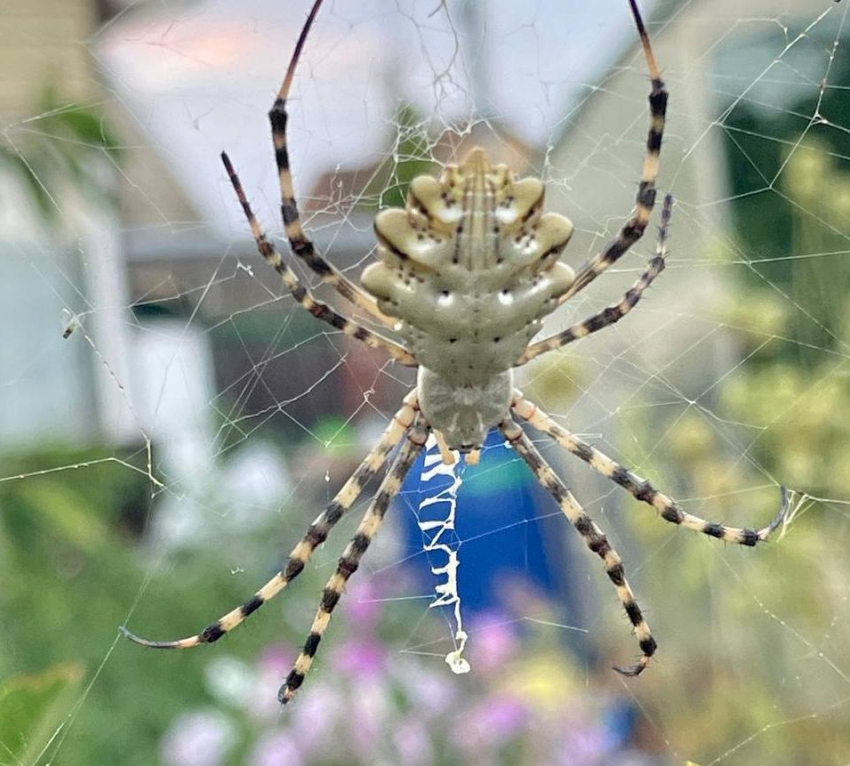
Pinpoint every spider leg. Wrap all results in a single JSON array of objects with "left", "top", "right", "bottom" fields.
[
  {"left": 500, "top": 418, "right": 655, "bottom": 676},
  {"left": 120, "top": 391, "right": 419, "bottom": 650},
  {"left": 280, "top": 413, "right": 430, "bottom": 704},
  {"left": 518, "top": 194, "right": 672, "bottom": 365},
  {"left": 512, "top": 392, "right": 789, "bottom": 546},
  {"left": 221, "top": 152, "right": 416, "bottom": 366},
  {"left": 268, "top": 0, "right": 394, "bottom": 326},
  {"left": 557, "top": 0, "right": 667, "bottom": 306}
]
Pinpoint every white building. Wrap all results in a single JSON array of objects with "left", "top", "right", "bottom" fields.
[{"left": 1, "top": 0, "right": 843, "bottom": 455}]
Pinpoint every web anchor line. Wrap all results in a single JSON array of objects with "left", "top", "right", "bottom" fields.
[{"left": 417, "top": 434, "right": 470, "bottom": 674}]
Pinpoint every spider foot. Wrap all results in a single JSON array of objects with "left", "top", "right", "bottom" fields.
[
  {"left": 278, "top": 679, "right": 299, "bottom": 706},
  {"left": 119, "top": 624, "right": 204, "bottom": 649},
  {"left": 761, "top": 485, "right": 790, "bottom": 539},
  {"left": 612, "top": 657, "right": 651, "bottom": 677}
]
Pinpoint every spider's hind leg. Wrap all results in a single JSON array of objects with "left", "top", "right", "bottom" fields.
[
  {"left": 500, "top": 418, "right": 656, "bottom": 676},
  {"left": 121, "top": 391, "right": 420, "bottom": 651},
  {"left": 280, "top": 413, "right": 430, "bottom": 703},
  {"left": 512, "top": 392, "right": 789, "bottom": 546}
]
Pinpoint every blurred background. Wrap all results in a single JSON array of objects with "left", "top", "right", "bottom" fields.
[{"left": 1, "top": 0, "right": 849, "bottom": 764}]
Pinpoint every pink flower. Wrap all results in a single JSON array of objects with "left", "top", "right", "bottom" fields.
[
  {"left": 249, "top": 731, "right": 304, "bottom": 766},
  {"left": 346, "top": 681, "right": 392, "bottom": 761},
  {"left": 330, "top": 638, "right": 386, "bottom": 678},
  {"left": 393, "top": 719, "right": 434, "bottom": 766},
  {"left": 468, "top": 613, "right": 519, "bottom": 673},
  {"left": 391, "top": 658, "right": 458, "bottom": 716},
  {"left": 248, "top": 646, "right": 296, "bottom": 722},
  {"left": 160, "top": 710, "right": 236, "bottom": 766},
  {"left": 289, "top": 680, "right": 346, "bottom": 757},
  {"left": 558, "top": 721, "right": 609, "bottom": 766},
  {"left": 454, "top": 695, "right": 527, "bottom": 752},
  {"left": 345, "top": 579, "right": 383, "bottom": 628},
  {"left": 257, "top": 645, "right": 294, "bottom": 675}
]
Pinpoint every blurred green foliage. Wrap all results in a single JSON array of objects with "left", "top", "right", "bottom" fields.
[
  {"left": 0, "top": 446, "right": 318, "bottom": 765},
  {"left": 611, "top": 137, "right": 850, "bottom": 763},
  {"left": 723, "top": 46, "right": 850, "bottom": 364},
  {"left": 0, "top": 89, "right": 122, "bottom": 221},
  {"left": 1, "top": 21, "right": 849, "bottom": 766},
  {"left": 365, "top": 103, "right": 437, "bottom": 210},
  {"left": 0, "top": 663, "right": 83, "bottom": 763}
]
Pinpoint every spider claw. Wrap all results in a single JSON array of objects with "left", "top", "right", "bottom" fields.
[
  {"left": 119, "top": 625, "right": 150, "bottom": 645},
  {"left": 776, "top": 484, "right": 791, "bottom": 520},
  {"left": 612, "top": 661, "right": 647, "bottom": 678},
  {"left": 612, "top": 651, "right": 652, "bottom": 677},
  {"left": 760, "top": 484, "right": 791, "bottom": 540},
  {"left": 119, "top": 625, "right": 201, "bottom": 650}
]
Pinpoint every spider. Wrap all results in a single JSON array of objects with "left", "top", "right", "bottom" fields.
[{"left": 122, "top": 0, "right": 789, "bottom": 704}]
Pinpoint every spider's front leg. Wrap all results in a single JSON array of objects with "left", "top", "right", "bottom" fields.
[
  {"left": 519, "top": 194, "right": 672, "bottom": 365},
  {"left": 221, "top": 153, "right": 416, "bottom": 367},
  {"left": 267, "top": 0, "right": 394, "bottom": 326},
  {"left": 557, "top": 0, "right": 668, "bottom": 306},
  {"left": 500, "top": 418, "right": 656, "bottom": 676},
  {"left": 512, "top": 393, "right": 789, "bottom": 546}
]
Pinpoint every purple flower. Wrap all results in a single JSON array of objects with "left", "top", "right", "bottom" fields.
[
  {"left": 330, "top": 637, "right": 386, "bottom": 678},
  {"left": 345, "top": 681, "right": 392, "bottom": 761},
  {"left": 248, "top": 646, "right": 297, "bottom": 722},
  {"left": 257, "top": 645, "right": 294, "bottom": 675},
  {"left": 249, "top": 731, "right": 304, "bottom": 766},
  {"left": 468, "top": 613, "right": 519, "bottom": 673},
  {"left": 475, "top": 695, "right": 527, "bottom": 734},
  {"left": 557, "top": 720, "right": 610, "bottom": 766},
  {"left": 454, "top": 695, "right": 527, "bottom": 752},
  {"left": 345, "top": 579, "right": 383, "bottom": 628},
  {"left": 392, "top": 657, "right": 458, "bottom": 716},
  {"left": 393, "top": 718, "right": 434, "bottom": 766},
  {"left": 160, "top": 710, "right": 236, "bottom": 766},
  {"left": 289, "top": 680, "right": 346, "bottom": 757}
]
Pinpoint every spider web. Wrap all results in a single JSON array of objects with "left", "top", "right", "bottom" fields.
[{"left": 1, "top": 0, "right": 849, "bottom": 764}]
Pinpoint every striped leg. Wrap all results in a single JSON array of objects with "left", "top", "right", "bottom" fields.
[
  {"left": 512, "top": 392, "right": 789, "bottom": 546},
  {"left": 267, "top": 0, "right": 393, "bottom": 326},
  {"left": 280, "top": 414, "right": 429, "bottom": 703},
  {"left": 500, "top": 418, "right": 655, "bottom": 676},
  {"left": 557, "top": 0, "right": 667, "bottom": 307},
  {"left": 120, "top": 392, "right": 419, "bottom": 650},
  {"left": 519, "top": 194, "right": 672, "bottom": 365},
  {"left": 221, "top": 152, "right": 416, "bottom": 367}
]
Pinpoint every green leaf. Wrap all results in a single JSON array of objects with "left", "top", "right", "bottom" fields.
[
  {"left": 0, "top": 663, "right": 84, "bottom": 763},
  {"left": 20, "top": 480, "right": 111, "bottom": 553},
  {"left": 0, "top": 88, "right": 122, "bottom": 225}
]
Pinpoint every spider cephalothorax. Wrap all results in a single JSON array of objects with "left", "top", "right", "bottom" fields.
[{"left": 122, "top": 0, "right": 788, "bottom": 705}]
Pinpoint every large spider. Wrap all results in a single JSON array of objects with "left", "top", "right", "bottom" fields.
[{"left": 122, "top": 0, "right": 788, "bottom": 704}]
